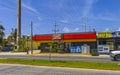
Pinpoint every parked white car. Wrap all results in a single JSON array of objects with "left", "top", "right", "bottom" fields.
[{"left": 110, "top": 50, "right": 120, "bottom": 61}]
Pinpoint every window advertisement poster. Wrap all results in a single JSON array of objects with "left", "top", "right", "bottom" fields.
[
  {"left": 98, "top": 45, "right": 104, "bottom": 52},
  {"left": 70, "top": 46, "right": 82, "bottom": 53},
  {"left": 81, "top": 44, "right": 90, "bottom": 54},
  {"left": 98, "top": 45, "right": 109, "bottom": 53}
]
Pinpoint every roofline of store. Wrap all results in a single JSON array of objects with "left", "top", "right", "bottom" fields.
[{"left": 34, "top": 31, "right": 96, "bottom": 36}]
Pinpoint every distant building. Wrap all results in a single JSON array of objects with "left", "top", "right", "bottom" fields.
[{"left": 97, "top": 32, "right": 120, "bottom": 54}]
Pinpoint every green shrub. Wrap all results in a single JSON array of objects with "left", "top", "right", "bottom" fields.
[
  {"left": 91, "top": 49, "right": 99, "bottom": 56},
  {"left": 13, "top": 47, "right": 27, "bottom": 52}
]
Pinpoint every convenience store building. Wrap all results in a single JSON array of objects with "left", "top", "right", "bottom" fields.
[{"left": 32, "top": 32, "right": 97, "bottom": 54}]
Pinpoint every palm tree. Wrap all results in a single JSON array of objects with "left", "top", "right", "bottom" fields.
[{"left": 0, "top": 24, "right": 5, "bottom": 45}]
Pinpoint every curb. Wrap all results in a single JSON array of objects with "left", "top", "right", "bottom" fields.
[{"left": 32, "top": 52, "right": 92, "bottom": 57}]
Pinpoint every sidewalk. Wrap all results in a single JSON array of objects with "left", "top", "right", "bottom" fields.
[
  {"left": 35, "top": 52, "right": 110, "bottom": 58},
  {"left": 0, "top": 52, "right": 110, "bottom": 58},
  {"left": 0, "top": 52, "right": 26, "bottom": 55}
]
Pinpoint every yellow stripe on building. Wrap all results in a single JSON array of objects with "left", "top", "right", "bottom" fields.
[{"left": 63, "top": 39, "right": 96, "bottom": 42}]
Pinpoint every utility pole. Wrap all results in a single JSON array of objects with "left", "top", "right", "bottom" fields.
[
  {"left": 53, "top": 22, "right": 59, "bottom": 34},
  {"left": 49, "top": 22, "right": 59, "bottom": 60},
  {"left": 83, "top": 16, "right": 87, "bottom": 32},
  {"left": 31, "top": 21, "right": 33, "bottom": 54},
  {"left": 17, "top": 0, "right": 21, "bottom": 49}
]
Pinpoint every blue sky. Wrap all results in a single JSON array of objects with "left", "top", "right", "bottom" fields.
[{"left": 0, "top": 0, "right": 120, "bottom": 36}]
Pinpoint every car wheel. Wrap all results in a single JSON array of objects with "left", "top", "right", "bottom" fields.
[{"left": 114, "top": 54, "right": 120, "bottom": 61}]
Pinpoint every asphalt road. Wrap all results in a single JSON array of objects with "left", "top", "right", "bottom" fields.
[
  {"left": 0, "top": 64, "right": 120, "bottom": 75},
  {"left": 0, "top": 55, "right": 119, "bottom": 63}
]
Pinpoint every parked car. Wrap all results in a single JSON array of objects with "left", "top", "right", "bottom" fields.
[
  {"left": 110, "top": 50, "right": 120, "bottom": 61},
  {"left": 2, "top": 45, "right": 13, "bottom": 51}
]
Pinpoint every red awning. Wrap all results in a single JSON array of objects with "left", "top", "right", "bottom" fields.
[
  {"left": 32, "top": 35, "right": 52, "bottom": 41},
  {"left": 32, "top": 32, "right": 96, "bottom": 41},
  {"left": 63, "top": 33, "right": 96, "bottom": 40}
]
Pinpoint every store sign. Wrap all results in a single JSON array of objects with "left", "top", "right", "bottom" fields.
[
  {"left": 112, "top": 32, "right": 116, "bottom": 37},
  {"left": 98, "top": 32, "right": 120, "bottom": 38},
  {"left": 52, "top": 34, "right": 62, "bottom": 40},
  {"left": 112, "top": 32, "right": 120, "bottom": 37},
  {"left": 98, "top": 32, "right": 112, "bottom": 38}
]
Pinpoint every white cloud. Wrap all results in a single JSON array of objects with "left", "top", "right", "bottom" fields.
[
  {"left": 74, "top": 28, "right": 79, "bottom": 32},
  {"left": 82, "top": 0, "right": 98, "bottom": 17},
  {"left": 116, "top": 28, "right": 120, "bottom": 31},
  {"left": 97, "top": 16, "right": 116, "bottom": 21},
  {"left": 22, "top": 2, "right": 42, "bottom": 21},
  {"left": 60, "top": 19, "right": 68, "bottom": 24},
  {"left": 38, "top": 17, "right": 42, "bottom": 21},
  {"left": 46, "top": 0, "right": 65, "bottom": 10},
  {"left": 93, "top": 13, "right": 117, "bottom": 21},
  {"left": 62, "top": 27, "right": 70, "bottom": 33},
  {"left": 22, "top": 3, "right": 39, "bottom": 15},
  {"left": 104, "top": 28, "right": 110, "bottom": 32}
]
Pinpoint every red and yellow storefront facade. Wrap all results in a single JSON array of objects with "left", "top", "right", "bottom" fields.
[{"left": 32, "top": 32, "right": 97, "bottom": 53}]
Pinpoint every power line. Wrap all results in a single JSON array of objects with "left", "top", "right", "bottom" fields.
[{"left": 0, "top": 3, "right": 15, "bottom": 10}]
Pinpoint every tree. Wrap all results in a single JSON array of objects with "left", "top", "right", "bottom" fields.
[
  {"left": 0, "top": 24, "right": 5, "bottom": 45},
  {"left": 12, "top": 28, "right": 17, "bottom": 44},
  {"left": 6, "top": 34, "right": 12, "bottom": 44},
  {"left": 45, "top": 42, "right": 63, "bottom": 52}
]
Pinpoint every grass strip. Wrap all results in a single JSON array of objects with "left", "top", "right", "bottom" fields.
[{"left": 0, "top": 58, "right": 120, "bottom": 71}]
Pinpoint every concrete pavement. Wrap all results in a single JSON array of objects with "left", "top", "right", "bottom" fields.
[
  {"left": 0, "top": 51, "right": 110, "bottom": 58},
  {"left": 0, "top": 52, "right": 26, "bottom": 55},
  {"left": 0, "top": 64, "right": 120, "bottom": 75}
]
